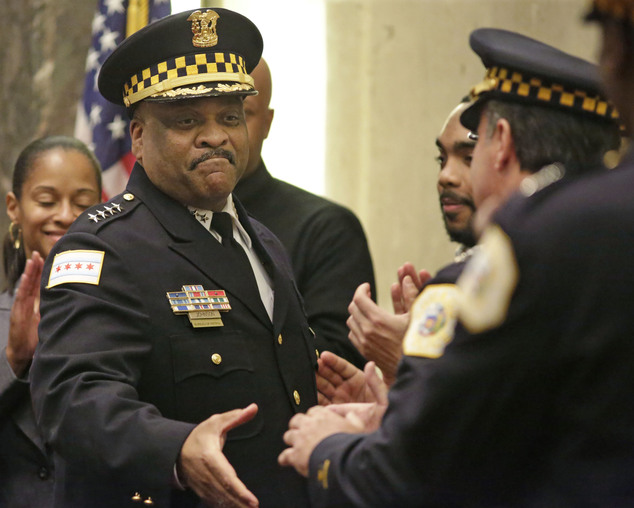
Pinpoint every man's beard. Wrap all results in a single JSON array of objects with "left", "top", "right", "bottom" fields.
[
  {"left": 439, "top": 190, "right": 477, "bottom": 247},
  {"left": 444, "top": 215, "right": 476, "bottom": 247}
]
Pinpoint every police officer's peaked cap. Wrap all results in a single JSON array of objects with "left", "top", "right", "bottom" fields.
[
  {"left": 98, "top": 8, "right": 263, "bottom": 107},
  {"left": 585, "top": 0, "right": 634, "bottom": 24},
  {"left": 460, "top": 28, "right": 618, "bottom": 131}
]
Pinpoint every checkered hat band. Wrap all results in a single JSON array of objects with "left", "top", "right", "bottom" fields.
[
  {"left": 124, "top": 52, "right": 247, "bottom": 98},
  {"left": 479, "top": 66, "right": 618, "bottom": 121},
  {"left": 591, "top": 0, "right": 634, "bottom": 23}
]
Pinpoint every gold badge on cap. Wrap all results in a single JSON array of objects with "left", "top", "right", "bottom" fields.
[
  {"left": 187, "top": 10, "right": 219, "bottom": 48},
  {"left": 167, "top": 285, "right": 231, "bottom": 327}
]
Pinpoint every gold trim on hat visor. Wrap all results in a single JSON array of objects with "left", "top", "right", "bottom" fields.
[
  {"left": 123, "top": 51, "right": 254, "bottom": 106},
  {"left": 590, "top": 0, "right": 634, "bottom": 23},
  {"left": 469, "top": 66, "right": 619, "bottom": 122}
]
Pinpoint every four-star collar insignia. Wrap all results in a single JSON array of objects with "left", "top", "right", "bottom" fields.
[
  {"left": 167, "top": 285, "right": 231, "bottom": 327},
  {"left": 88, "top": 202, "right": 123, "bottom": 223},
  {"left": 189, "top": 209, "right": 210, "bottom": 224}
]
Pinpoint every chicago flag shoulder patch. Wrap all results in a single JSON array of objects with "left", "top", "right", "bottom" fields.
[{"left": 47, "top": 250, "right": 105, "bottom": 288}]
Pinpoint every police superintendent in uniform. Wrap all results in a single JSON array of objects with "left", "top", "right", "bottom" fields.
[
  {"left": 278, "top": 28, "right": 625, "bottom": 507},
  {"left": 30, "top": 9, "right": 317, "bottom": 508}
]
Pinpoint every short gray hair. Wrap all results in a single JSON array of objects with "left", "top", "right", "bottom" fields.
[{"left": 483, "top": 100, "right": 621, "bottom": 175}]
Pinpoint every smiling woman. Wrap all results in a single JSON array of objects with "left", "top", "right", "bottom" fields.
[{"left": 4, "top": 137, "right": 102, "bottom": 290}]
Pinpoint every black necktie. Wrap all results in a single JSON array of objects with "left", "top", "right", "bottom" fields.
[
  {"left": 211, "top": 211, "right": 237, "bottom": 247},
  {"left": 211, "top": 212, "right": 260, "bottom": 290}
]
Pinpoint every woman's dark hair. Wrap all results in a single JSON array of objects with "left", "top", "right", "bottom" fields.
[{"left": 2, "top": 136, "right": 102, "bottom": 292}]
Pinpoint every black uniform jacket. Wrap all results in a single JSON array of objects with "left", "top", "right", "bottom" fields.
[
  {"left": 0, "top": 291, "right": 54, "bottom": 507},
  {"left": 306, "top": 151, "right": 634, "bottom": 507},
  {"left": 30, "top": 164, "right": 318, "bottom": 508},
  {"left": 235, "top": 162, "right": 375, "bottom": 368}
]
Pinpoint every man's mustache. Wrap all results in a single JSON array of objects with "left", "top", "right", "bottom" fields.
[
  {"left": 439, "top": 190, "right": 476, "bottom": 210},
  {"left": 189, "top": 149, "right": 235, "bottom": 171}
]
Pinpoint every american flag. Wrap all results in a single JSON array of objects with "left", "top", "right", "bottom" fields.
[{"left": 75, "top": 0, "right": 171, "bottom": 199}]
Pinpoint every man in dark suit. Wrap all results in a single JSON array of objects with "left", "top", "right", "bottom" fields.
[
  {"left": 234, "top": 58, "right": 374, "bottom": 369},
  {"left": 279, "top": 28, "right": 625, "bottom": 507},
  {"left": 30, "top": 8, "right": 317, "bottom": 508}
]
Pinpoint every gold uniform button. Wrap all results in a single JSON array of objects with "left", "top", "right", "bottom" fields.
[
  {"left": 211, "top": 353, "right": 222, "bottom": 365},
  {"left": 278, "top": 334, "right": 283, "bottom": 345},
  {"left": 131, "top": 493, "right": 142, "bottom": 502},
  {"left": 123, "top": 193, "right": 135, "bottom": 201},
  {"left": 293, "top": 390, "right": 300, "bottom": 405},
  {"left": 144, "top": 498, "right": 154, "bottom": 506},
  {"left": 315, "top": 349, "right": 320, "bottom": 360}
]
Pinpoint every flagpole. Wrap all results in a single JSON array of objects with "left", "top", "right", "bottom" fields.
[{"left": 127, "top": 0, "right": 150, "bottom": 37}]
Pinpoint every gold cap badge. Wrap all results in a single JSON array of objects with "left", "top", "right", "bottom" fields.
[{"left": 188, "top": 10, "right": 219, "bottom": 48}]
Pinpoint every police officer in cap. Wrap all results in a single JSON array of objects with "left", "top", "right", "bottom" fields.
[
  {"left": 278, "top": 28, "right": 625, "bottom": 507},
  {"left": 31, "top": 8, "right": 317, "bottom": 508}
]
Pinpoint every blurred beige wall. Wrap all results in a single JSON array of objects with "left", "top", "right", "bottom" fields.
[{"left": 324, "top": 0, "right": 598, "bottom": 308}]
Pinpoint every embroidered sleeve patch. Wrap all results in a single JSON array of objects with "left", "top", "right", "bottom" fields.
[
  {"left": 316, "top": 459, "right": 330, "bottom": 489},
  {"left": 456, "top": 224, "right": 518, "bottom": 333},
  {"left": 403, "top": 284, "right": 460, "bottom": 358},
  {"left": 47, "top": 250, "right": 105, "bottom": 288}
]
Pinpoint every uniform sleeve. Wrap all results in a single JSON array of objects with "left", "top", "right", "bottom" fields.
[
  {"left": 304, "top": 318, "right": 554, "bottom": 506},
  {"left": 305, "top": 357, "right": 451, "bottom": 508},
  {"left": 293, "top": 206, "right": 374, "bottom": 368},
  {"left": 30, "top": 232, "right": 195, "bottom": 502}
]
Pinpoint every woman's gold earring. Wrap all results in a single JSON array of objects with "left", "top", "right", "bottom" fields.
[{"left": 9, "top": 222, "right": 21, "bottom": 250}]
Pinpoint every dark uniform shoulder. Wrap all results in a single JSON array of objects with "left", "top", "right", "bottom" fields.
[
  {"left": 69, "top": 192, "right": 143, "bottom": 235},
  {"left": 431, "top": 260, "right": 468, "bottom": 286}
]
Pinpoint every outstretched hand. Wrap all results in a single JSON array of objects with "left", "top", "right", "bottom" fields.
[
  {"left": 6, "top": 251, "right": 44, "bottom": 377},
  {"left": 324, "top": 359, "right": 389, "bottom": 433},
  {"left": 278, "top": 405, "right": 364, "bottom": 477},
  {"left": 178, "top": 404, "right": 260, "bottom": 507},
  {"left": 316, "top": 351, "right": 387, "bottom": 406},
  {"left": 280, "top": 357, "right": 390, "bottom": 477}
]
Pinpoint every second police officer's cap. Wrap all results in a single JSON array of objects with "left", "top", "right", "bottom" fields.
[
  {"left": 98, "top": 8, "right": 263, "bottom": 107},
  {"left": 585, "top": 0, "right": 634, "bottom": 23},
  {"left": 460, "top": 28, "right": 619, "bottom": 132}
]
